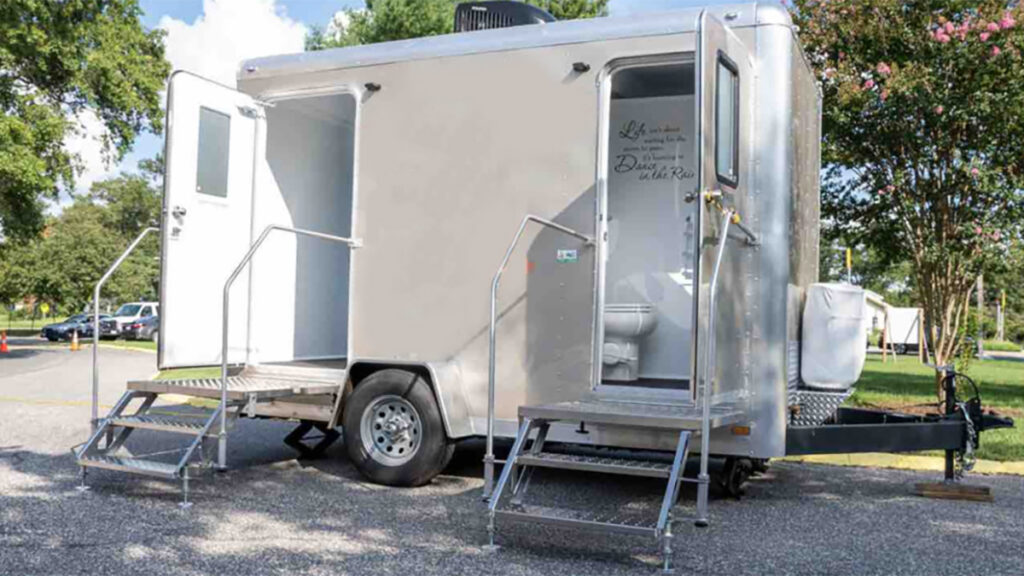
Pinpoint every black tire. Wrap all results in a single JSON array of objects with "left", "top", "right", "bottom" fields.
[
  {"left": 896, "top": 344, "right": 907, "bottom": 355},
  {"left": 342, "top": 369, "right": 453, "bottom": 487}
]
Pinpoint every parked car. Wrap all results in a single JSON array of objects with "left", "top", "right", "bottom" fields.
[
  {"left": 41, "top": 314, "right": 92, "bottom": 341},
  {"left": 108, "top": 302, "right": 159, "bottom": 337},
  {"left": 80, "top": 315, "right": 118, "bottom": 340},
  {"left": 94, "top": 317, "right": 121, "bottom": 340},
  {"left": 122, "top": 315, "right": 159, "bottom": 342}
]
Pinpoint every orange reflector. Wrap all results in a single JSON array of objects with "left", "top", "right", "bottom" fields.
[{"left": 731, "top": 425, "right": 751, "bottom": 436}]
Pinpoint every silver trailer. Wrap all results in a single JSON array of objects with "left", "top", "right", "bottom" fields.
[{"left": 74, "top": 2, "right": 1010, "bottom": 569}]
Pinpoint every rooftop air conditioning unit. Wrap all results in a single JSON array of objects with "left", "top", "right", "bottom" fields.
[{"left": 454, "top": 1, "right": 556, "bottom": 33}]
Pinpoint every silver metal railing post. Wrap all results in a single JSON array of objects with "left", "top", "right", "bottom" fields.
[
  {"left": 484, "top": 215, "right": 592, "bottom": 500},
  {"left": 218, "top": 225, "right": 362, "bottom": 469},
  {"left": 696, "top": 208, "right": 734, "bottom": 526},
  {"left": 91, "top": 227, "right": 159, "bottom": 432}
]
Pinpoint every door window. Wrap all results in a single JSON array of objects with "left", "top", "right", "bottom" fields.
[
  {"left": 715, "top": 53, "right": 739, "bottom": 187},
  {"left": 196, "top": 107, "right": 231, "bottom": 198}
]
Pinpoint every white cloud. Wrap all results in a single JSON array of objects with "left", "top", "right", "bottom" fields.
[
  {"left": 61, "top": 109, "right": 118, "bottom": 199},
  {"left": 326, "top": 10, "right": 352, "bottom": 42},
  {"left": 58, "top": 0, "right": 306, "bottom": 203},
  {"left": 158, "top": 0, "right": 308, "bottom": 87}
]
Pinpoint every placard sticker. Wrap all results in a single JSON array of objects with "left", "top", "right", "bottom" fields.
[{"left": 556, "top": 249, "right": 578, "bottom": 263}]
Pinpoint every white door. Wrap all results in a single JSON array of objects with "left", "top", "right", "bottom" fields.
[
  {"left": 693, "top": 12, "right": 754, "bottom": 403},
  {"left": 159, "top": 71, "right": 260, "bottom": 368}
]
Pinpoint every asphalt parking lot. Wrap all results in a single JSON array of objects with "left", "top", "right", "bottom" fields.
[{"left": 2, "top": 344, "right": 1023, "bottom": 575}]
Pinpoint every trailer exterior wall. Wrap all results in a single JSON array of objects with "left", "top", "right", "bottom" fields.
[{"left": 234, "top": 4, "right": 821, "bottom": 456}]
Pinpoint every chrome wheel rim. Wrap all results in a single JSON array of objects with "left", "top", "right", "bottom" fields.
[{"left": 360, "top": 395, "right": 421, "bottom": 466}]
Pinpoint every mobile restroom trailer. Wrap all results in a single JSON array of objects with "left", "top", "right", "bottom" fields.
[{"left": 74, "top": 1, "right": 1011, "bottom": 568}]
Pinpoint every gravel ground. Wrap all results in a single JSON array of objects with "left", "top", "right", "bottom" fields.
[{"left": 2, "top": 346, "right": 1023, "bottom": 575}]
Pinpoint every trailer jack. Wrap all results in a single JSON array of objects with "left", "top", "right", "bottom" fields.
[{"left": 284, "top": 420, "right": 341, "bottom": 459}]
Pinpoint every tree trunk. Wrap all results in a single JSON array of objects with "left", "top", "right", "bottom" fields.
[{"left": 919, "top": 267, "right": 975, "bottom": 404}]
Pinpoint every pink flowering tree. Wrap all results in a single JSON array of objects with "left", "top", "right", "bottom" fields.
[{"left": 791, "top": 0, "right": 1024, "bottom": 394}]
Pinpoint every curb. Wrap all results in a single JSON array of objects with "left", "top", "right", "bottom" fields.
[
  {"left": 5, "top": 343, "right": 156, "bottom": 354},
  {"left": 783, "top": 453, "right": 1024, "bottom": 477}
]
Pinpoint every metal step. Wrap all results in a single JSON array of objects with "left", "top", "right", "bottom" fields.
[
  {"left": 517, "top": 451, "right": 672, "bottom": 479},
  {"left": 520, "top": 400, "right": 744, "bottom": 430},
  {"left": 494, "top": 503, "right": 657, "bottom": 537},
  {"left": 127, "top": 375, "right": 340, "bottom": 401},
  {"left": 78, "top": 455, "right": 181, "bottom": 479},
  {"left": 108, "top": 413, "right": 216, "bottom": 436}
]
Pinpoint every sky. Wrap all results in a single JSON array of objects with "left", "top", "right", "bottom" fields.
[{"left": 65, "top": 0, "right": 736, "bottom": 204}]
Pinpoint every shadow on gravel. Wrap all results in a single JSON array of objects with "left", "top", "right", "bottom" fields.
[{"left": 3, "top": 417, "right": 1020, "bottom": 576}]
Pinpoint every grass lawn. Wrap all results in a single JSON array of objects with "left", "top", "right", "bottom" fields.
[
  {"left": 100, "top": 339, "right": 157, "bottom": 352},
  {"left": 0, "top": 312, "right": 69, "bottom": 331},
  {"left": 155, "top": 366, "right": 220, "bottom": 380},
  {"left": 983, "top": 340, "right": 1023, "bottom": 352},
  {"left": 852, "top": 356, "right": 1023, "bottom": 462}
]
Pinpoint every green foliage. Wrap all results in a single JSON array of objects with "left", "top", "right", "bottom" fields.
[
  {"left": 983, "top": 339, "right": 1023, "bottom": 352},
  {"left": 0, "top": 0, "right": 169, "bottom": 239},
  {"left": 0, "top": 158, "right": 162, "bottom": 313},
  {"left": 852, "top": 356, "right": 1024, "bottom": 461},
  {"left": 792, "top": 1, "right": 1024, "bottom": 371},
  {"left": 306, "top": 0, "right": 608, "bottom": 49}
]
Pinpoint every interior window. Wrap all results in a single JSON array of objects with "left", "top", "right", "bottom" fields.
[
  {"left": 196, "top": 107, "right": 231, "bottom": 198},
  {"left": 141, "top": 307, "right": 152, "bottom": 318},
  {"left": 715, "top": 53, "right": 739, "bottom": 187}
]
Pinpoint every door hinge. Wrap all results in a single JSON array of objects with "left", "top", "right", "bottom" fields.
[{"left": 238, "top": 105, "right": 264, "bottom": 119}]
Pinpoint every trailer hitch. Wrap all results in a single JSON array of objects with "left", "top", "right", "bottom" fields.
[{"left": 940, "top": 368, "right": 1014, "bottom": 481}]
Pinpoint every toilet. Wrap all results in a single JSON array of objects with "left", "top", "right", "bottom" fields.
[{"left": 602, "top": 303, "right": 659, "bottom": 382}]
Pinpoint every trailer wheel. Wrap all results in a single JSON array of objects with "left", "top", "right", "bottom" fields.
[
  {"left": 342, "top": 369, "right": 453, "bottom": 487},
  {"left": 718, "top": 457, "right": 752, "bottom": 498},
  {"left": 896, "top": 344, "right": 907, "bottom": 355}
]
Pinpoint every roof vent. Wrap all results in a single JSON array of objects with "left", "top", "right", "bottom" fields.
[{"left": 454, "top": 1, "right": 556, "bottom": 33}]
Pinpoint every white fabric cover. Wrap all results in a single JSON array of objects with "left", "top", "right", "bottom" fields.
[{"left": 801, "top": 283, "right": 867, "bottom": 391}]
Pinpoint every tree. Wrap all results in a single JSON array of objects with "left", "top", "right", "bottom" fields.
[
  {"left": 791, "top": 1, "right": 1024, "bottom": 393},
  {"left": 0, "top": 0, "right": 169, "bottom": 240},
  {"left": 90, "top": 156, "right": 163, "bottom": 238},
  {"left": 306, "top": 0, "right": 608, "bottom": 49},
  {"left": 0, "top": 158, "right": 162, "bottom": 313}
]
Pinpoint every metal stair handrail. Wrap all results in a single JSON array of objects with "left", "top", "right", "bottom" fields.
[
  {"left": 91, "top": 226, "right": 159, "bottom": 432},
  {"left": 484, "top": 215, "right": 593, "bottom": 499},
  {"left": 219, "top": 224, "right": 362, "bottom": 468},
  {"left": 695, "top": 208, "right": 735, "bottom": 525}
]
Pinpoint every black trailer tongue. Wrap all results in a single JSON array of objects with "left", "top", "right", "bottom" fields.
[{"left": 787, "top": 367, "right": 1014, "bottom": 484}]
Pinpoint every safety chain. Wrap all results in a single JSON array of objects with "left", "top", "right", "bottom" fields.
[{"left": 954, "top": 400, "right": 977, "bottom": 480}]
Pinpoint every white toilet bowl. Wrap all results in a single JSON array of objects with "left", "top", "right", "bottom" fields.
[{"left": 602, "top": 303, "right": 658, "bottom": 382}]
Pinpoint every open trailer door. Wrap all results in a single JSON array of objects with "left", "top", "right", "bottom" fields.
[
  {"left": 159, "top": 71, "right": 260, "bottom": 368},
  {"left": 693, "top": 12, "right": 755, "bottom": 406}
]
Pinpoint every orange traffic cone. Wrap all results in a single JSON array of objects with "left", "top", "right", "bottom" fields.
[
  {"left": 70, "top": 330, "right": 80, "bottom": 352},
  {"left": 0, "top": 331, "right": 8, "bottom": 353}
]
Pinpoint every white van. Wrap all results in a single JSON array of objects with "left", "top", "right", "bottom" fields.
[{"left": 109, "top": 301, "right": 159, "bottom": 333}]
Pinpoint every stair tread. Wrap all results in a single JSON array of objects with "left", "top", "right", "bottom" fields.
[
  {"left": 495, "top": 502, "right": 657, "bottom": 535},
  {"left": 109, "top": 413, "right": 210, "bottom": 432},
  {"left": 127, "top": 375, "right": 339, "bottom": 400},
  {"left": 520, "top": 400, "right": 743, "bottom": 430},
  {"left": 78, "top": 455, "right": 181, "bottom": 478},
  {"left": 518, "top": 451, "right": 673, "bottom": 477}
]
